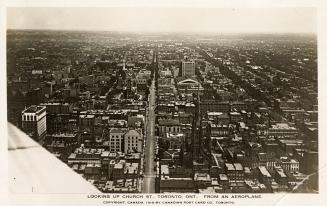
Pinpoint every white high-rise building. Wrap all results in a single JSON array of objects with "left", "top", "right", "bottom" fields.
[
  {"left": 21, "top": 105, "right": 47, "bottom": 143},
  {"left": 124, "top": 129, "right": 143, "bottom": 153}
]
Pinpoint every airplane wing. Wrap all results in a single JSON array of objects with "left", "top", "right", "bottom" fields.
[{"left": 8, "top": 123, "right": 100, "bottom": 194}]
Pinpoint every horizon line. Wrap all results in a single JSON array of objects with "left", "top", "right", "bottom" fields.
[{"left": 6, "top": 28, "right": 317, "bottom": 36}]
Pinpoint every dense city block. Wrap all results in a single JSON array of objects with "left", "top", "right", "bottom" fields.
[{"left": 7, "top": 30, "right": 318, "bottom": 193}]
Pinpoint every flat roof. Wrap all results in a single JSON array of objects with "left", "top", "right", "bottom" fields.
[
  {"left": 79, "top": 114, "right": 95, "bottom": 118},
  {"left": 22, "top": 105, "right": 46, "bottom": 114},
  {"left": 219, "top": 174, "right": 228, "bottom": 181},
  {"left": 207, "top": 112, "right": 223, "bottom": 116},
  {"left": 271, "top": 123, "right": 297, "bottom": 130},
  {"left": 234, "top": 163, "right": 243, "bottom": 171},
  {"left": 258, "top": 166, "right": 271, "bottom": 178},
  {"left": 225, "top": 163, "right": 235, "bottom": 171},
  {"left": 51, "top": 133, "right": 76, "bottom": 138},
  {"left": 194, "top": 173, "right": 211, "bottom": 181}
]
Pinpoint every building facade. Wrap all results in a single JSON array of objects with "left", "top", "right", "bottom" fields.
[
  {"left": 124, "top": 129, "right": 143, "bottom": 153},
  {"left": 21, "top": 105, "right": 47, "bottom": 143},
  {"left": 182, "top": 61, "right": 195, "bottom": 77},
  {"left": 109, "top": 128, "right": 127, "bottom": 152}
]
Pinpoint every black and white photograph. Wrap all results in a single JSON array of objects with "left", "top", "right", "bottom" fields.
[{"left": 2, "top": 1, "right": 327, "bottom": 206}]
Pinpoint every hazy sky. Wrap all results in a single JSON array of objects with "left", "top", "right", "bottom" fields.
[{"left": 7, "top": 7, "right": 316, "bottom": 33}]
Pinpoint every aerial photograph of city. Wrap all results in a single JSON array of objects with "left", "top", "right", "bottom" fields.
[{"left": 7, "top": 7, "right": 318, "bottom": 194}]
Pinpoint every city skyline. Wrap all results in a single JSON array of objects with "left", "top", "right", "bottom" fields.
[{"left": 7, "top": 7, "right": 316, "bottom": 34}]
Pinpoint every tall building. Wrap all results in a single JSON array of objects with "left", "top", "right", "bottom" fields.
[
  {"left": 21, "top": 105, "right": 47, "bottom": 143},
  {"left": 109, "top": 128, "right": 127, "bottom": 152},
  {"left": 124, "top": 129, "right": 143, "bottom": 153},
  {"left": 182, "top": 61, "right": 195, "bottom": 77}
]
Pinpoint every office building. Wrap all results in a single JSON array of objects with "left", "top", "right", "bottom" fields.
[
  {"left": 21, "top": 105, "right": 47, "bottom": 143},
  {"left": 182, "top": 61, "right": 195, "bottom": 77},
  {"left": 124, "top": 129, "right": 143, "bottom": 153}
]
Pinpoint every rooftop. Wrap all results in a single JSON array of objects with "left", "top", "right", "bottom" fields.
[
  {"left": 194, "top": 173, "right": 211, "bottom": 181},
  {"left": 110, "top": 128, "right": 128, "bottom": 134},
  {"left": 207, "top": 112, "right": 223, "bottom": 116},
  {"left": 225, "top": 163, "right": 235, "bottom": 171},
  {"left": 22, "top": 105, "right": 46, "bottom": 114},
  {"left": 160, "top": 179, "right": 195, "bottom": 189},
  {"left": 258, "top": 166, "right": 271, "bottom": 178},
  {"left": 158, "top": 119, "right": 180, "bottom": 126},
  {"left": 271, "top": 123, "right": 297, "bottom": 130},
  {"left": 219, "top": 174, "right": 228, "bottom": 181},
  {"left": 50, "top": 133, "right": 77, "bottom": 138},
  {"left": 234, "top": 163, "right": 244, "bottom": 171}
]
